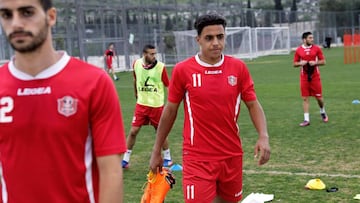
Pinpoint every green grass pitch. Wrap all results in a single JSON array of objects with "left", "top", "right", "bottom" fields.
[{"left": 113, "top": 47, "right": 360, "bottom": 203}]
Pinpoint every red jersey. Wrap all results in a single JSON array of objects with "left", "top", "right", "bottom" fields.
[
  {"left": 293, "top": 44, "right": 325, "bottom": 81},
  {"left": 104, "top": 49, "right": 114, "bottom": 68},
  {"left": 0, "top": 52, "right": 126, "bottom": 203},
  {"left": 104, "top": 49, "right": 114, "bottom": 59},
  {"left": 168, "top": 55, "right": 257, "bottom": 161}
]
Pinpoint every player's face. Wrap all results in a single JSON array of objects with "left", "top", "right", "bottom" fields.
[
  {"left": 303, "top": 35, "right": 314, "bottom": 46},
  {"left": 144, "top": 48, "right": 157, "bottom": 65},
  {"left": 0, "top": 0, "right": 56, "bottom": 53},
  {"left": 196, "top": 24, "right": 225, "bottom": 64}
]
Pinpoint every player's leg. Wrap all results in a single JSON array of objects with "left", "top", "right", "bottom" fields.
[
  {"left": 312, "top": 80, "right": 328, "bottom": 122},
  {"left": 161, "top": 138, "right": 173, "bottom": 167},
  {"left": 122, "top": 104, "right": 148, "bottom": 168},
  {"left": 151, "top": 106, "right": 173, "bottom": 167},
  {"left": 106, "top": 58, "right": 118, "bottom": 80},
  {"left": 216, "top": 156, "right": 243, "bottom": 203},
  {"left": 106, "top": 58, "right": 112, "bottom": 73},
  {"left": 122, "top": 126, "right": 141, "bottom": 168},
  {"left": 183, "top": 159, "right": 219, "bottom": 203},
  {"left": 110, "top": 67, "right": 119, "bottom": 80},
  {"left": 126, "top": 126, "right": 141, "bottom": 150},
  {"left": 300, "top": 80, "right": 311, "bottom": 126}
]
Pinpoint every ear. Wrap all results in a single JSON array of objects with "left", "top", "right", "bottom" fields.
[
  {"left": 196, "top": 35, "right": 200, "bottom": 43},
  {"left": 47, "top": 7, "right": 57, "bottom": 27}
]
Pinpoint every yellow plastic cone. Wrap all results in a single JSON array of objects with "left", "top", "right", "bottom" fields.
[{"left": 305, "top": 178, "right": 326, "bottom": 190}]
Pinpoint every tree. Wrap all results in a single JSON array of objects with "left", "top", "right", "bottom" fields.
[
  {"left": 319, "top": 0, "right": 360, "bottom": 29},
  {"left": 289, "top": 0, "right": 297, "bottom": 23},
  {"left": 246, "top": 0, "right": 257, "bottom": 27},
  {"left": 165, "top": 15, "right": 173, "bottom": 31},
  {"left": 274, "top": 0, "right": 285, "bottom": 23}
]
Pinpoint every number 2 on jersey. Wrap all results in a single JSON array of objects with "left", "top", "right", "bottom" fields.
[
  {"left": 0, "top": 97, "right": 14, "bottom": 123},
  {"left": 192, "top": 73, "right": 202, "bottom": 87}
]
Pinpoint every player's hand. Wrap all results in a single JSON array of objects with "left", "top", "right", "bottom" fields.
[
  {"left": 308, "top": 61, "right": 317, "bottom": 66},
  {"left": 254, "top": 135, "right": 270, "bottom": 166},
  {"left": 300, "top": 60, "right": 308, "bottom": 66},
  {"left": 149, "top": 150, "right": 163, "bottom": 174}
]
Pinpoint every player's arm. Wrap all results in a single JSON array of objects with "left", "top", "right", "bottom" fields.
[
  {"left": 309, "top": 59, "right": 325, "bottom": 66},
  {"left": 162, "top": 67, "right": 170, "bottom": 96},
  {"left": 309, "top": 49, "right": 326, "bottom": 66},
  {"left": 150, "top": 101, "right": 180, "bottom": 173},
  {"left": 90, "top": 72, "right": 127, "bottom": 203},
  {"left": 97, "top": 154, "right": 124, "bottom": 203},
  {"left": 244, "top": 99, "right": 270, "bottom": 166},
  {"left": 293, "top": 50, "right": 307, "bottom": 67},
  {"left": 294, "top": 60, "right": 308, "bottom": 67},
  {"left": 132, "top": 62, "right": 138, "bottom": 99},
  {"left": 133, "top": 71, "right": 137, "bottom": 100},
  {"left": 161, "top": 67, "right": 170, "bottom": 87},
  {"left": 293, "top": 58, "right": 308, "bottom": 67}
]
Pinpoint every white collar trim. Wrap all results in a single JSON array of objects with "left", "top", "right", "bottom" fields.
[
  {"left": 195, "top": 53, "right": 224, "bottom": 67},
  {"left": 9, "top": 51, "right": 71, "bottom": 80}
]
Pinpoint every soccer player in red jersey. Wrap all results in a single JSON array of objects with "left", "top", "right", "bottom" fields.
[
  {"left": 149, "top": 13, "right": 270, "bottom": 203},
  {"left": 104, "top": 43, "right": 119, "bottom": 80},
  {"left": 293, "top": 32, "right": 328, "bottom": 127},
  {"left": 0, "top": 0, "right": 126, "bottom": 202}
]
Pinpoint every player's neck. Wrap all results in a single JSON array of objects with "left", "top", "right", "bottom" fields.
[
  {"left": 197, "top": 53, "right": 222, "bottom": 65},
  {"left": 14, "top": 43, "right": 62, "bottom": 77},
  {"left": 302, "top": 43, "right": 313, "bottom": 48}
]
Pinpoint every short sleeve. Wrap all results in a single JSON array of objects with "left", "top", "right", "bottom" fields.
[
  {"left": 293, "top": 48, "right": 300, "bottom": 62},
  {"left": 167, "top": 64, "right": 186, "bottom": 103},
  {"left": 239, "top": 63, "right": 257, "bottom": 102},
  {"left": 317, "top": 46, "right": 325, "bottom": 60},
  {"left": 90, "top": 73, "right": 127, "bottom": 156},
  {"left": 162, "top": 67, "right": 170, "bottom": 87}
]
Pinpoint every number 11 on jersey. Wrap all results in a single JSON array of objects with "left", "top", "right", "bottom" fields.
[
  {"left": 186, "top": 184, "right": 195, "bottom": 200},
  {"left": 192, "top": 73, "right": 202, "bottom": 87}
]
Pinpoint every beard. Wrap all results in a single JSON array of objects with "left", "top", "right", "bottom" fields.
[
  {"left": 8, "top": 20, "right": 49, "bottom": 53},
  {"left": 145, "top": 57, "right": 155, "bottom": 65},
  {"left": 305, "top": 40, "right": 313, "bottom": 46}
]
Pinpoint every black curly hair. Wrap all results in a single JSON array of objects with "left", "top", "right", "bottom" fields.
[{"left": 194, "top": 13, "right": 227, "bottom": 36}]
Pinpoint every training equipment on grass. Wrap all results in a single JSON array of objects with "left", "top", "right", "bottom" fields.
[
  {"left": 140, "top": 167, "right": 176, "bottom": 203},
  {"left": 343, "top": 32, "right": 360, "bottom": 64},
  {"left": 169, "top": 164, "right": 183, "bottom": 171},
  {"left": 305, "top": 178, "right": 326, "bottom": 190},
  {"left": 241, "top": 192, "right": 274, "bottom": 203}
]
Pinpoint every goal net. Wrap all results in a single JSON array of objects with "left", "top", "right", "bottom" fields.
[
  {"left": 173, "top": 26, "right": 290, "bottom": 61},
  {"left": 253, "top": 27, "right": 290, "bottom": 57}
]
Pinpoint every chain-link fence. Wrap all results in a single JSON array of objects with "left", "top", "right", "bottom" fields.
[{"left": 0, "top": 0, "right": 359, "bottom": 69}]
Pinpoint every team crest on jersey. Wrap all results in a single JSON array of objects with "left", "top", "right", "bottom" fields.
[
  {"left": 228, "top": 75, "right": 237, "bottom": 86},
  {"left": 57, "top": 96, "right": 78, "bottom": 117}
]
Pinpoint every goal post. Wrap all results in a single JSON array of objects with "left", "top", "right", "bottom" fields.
[
  {"left": 173, "top": 26, "right": 290, "bottom": 61},
  {"left": 254, "top": 27, "right": 291, "bottom": 57}
]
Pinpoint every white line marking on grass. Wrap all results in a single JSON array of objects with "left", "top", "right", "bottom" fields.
[{"left": 243, "top": 170, "right": 360, "bottom": 179}]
